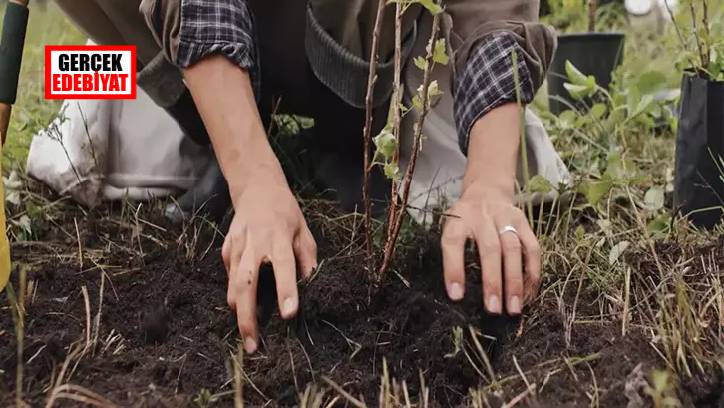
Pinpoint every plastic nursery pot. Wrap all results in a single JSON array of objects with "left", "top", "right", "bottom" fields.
[
  {"left": 674, "top": 73, "right": 724, "bottom": 229},
  {"left": 547, "top": 32, "right": 625, "bottom": 114}
]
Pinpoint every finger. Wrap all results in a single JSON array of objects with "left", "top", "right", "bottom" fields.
[
  {"left": 272, "top": 237, "right": 299, "bottom": 320},
  {"left": 475, "top": 216, "right": 503, "bottom": 314},
  {"left": 233, "top": 248, "right": 261, "bottom": 353},
  {"left": 294, "top": 227, "right": 318, "bottom": 279},
  {"left": 515, "top": 216, "right": 542, "bottom": 303},
  {"left": 222, "top": 236, "right": 231, "bottom": 275},
  {"left": 497, "top": 221, "right": 524, "bottom": 315},
  {"left": 441, "top": 219, "right": 467, "bottom": 301},
  {"left": 226, "top": 237, "right": 243, "bottom": 311}
]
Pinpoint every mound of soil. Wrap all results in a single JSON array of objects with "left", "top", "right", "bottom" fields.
[{"left": 0, "top": 207, "right": 721, "bottom": 407}]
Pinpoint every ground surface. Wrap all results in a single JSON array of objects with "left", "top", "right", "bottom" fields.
[
  {"left": 1, "top": 2, "right": 724, "bottom": 407},
  {"left": 0, "top": 187, "right": 722, "bottom": 407}
]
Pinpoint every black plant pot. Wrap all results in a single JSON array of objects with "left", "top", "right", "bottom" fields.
[
  {"left": 674, "top": 74, "right": 724, "bottom": 229},
  {"left": 547, "top": 32, "right": 625, "bottom": 114}
]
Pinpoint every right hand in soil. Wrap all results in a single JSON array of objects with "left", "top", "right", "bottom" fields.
[
  {"left": 183, "top": 56, "right": 317, "bottom": 353},
  {"left": 221, "top": 181, "right": 318, "bottom": 354}
]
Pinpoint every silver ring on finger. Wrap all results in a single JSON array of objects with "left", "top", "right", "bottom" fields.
[{"left": 498, "top": 225, "right": 519, "bottom": 238}]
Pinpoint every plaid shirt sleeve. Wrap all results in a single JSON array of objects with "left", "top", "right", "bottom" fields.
[
  {"left": 454, "top": 31, "right": 534, "bottom": 155},
  {"left": 176, "top": 0, "right": 259, "bottom": 93}
]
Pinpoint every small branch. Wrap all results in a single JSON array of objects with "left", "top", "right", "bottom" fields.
[
  {"left": 377, "top": 14, "right": 441, "bottom": 281},
  {"left": 587, "top": 0, "right": 598, "bottom": 33},
  {"left": 689, "top": 1, "right": 707, "bottom": 70},
  {"left": 382, "top": 2, "right": 405, "bottom": 267},
  {"left": 702, "top": 0, "right": 710, "bottom": 70},
  {"left": 362, "top": 0, "right": 388, "bottom": 276},
  {"left": 663, "top": 0, "right": 699, "bottom": 71}
]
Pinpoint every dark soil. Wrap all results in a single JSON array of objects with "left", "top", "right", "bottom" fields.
[{"left": 1, "top": 200, "right": 721, "bottom": 407}]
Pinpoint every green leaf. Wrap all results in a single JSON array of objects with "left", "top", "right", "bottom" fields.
[
  {"left": 635, "top": 70, "right": 668, "bottom": 95},
  {"left": 527, "top": 175, "right": 554, "bottom": 194},
  {"left": 580, "top": 179, "right": 614, "bottom": 206},
  {"left": 373, "top": 128, "right": 397, "bottom": 160},
  {"left": 643, "top": 186, "right": 665, "bottom": 211},
  {"left": 418, "top": 0, "right": 443, "bottom": 15},
  {"left": 412, "top": 95, "right": 423, "bottom": 111},
  {"left": 414, "top": 56, "right": 428, "bottom": 71},
  {"left": 604, "top": 151, "right": 639, "bottom": 182},
  {"left": 631, "top": 94, "right": 654, "bottom": 119},
  {"left": 565, "top": 60, "right": 595, "bottom": 87},
  {"left": 590, "top": 103, "right": 607, "bottom": 120},
  {"left": 384, "top": 162, "right": 401, "bottom": 180},
  {"left": 563, "top": 83, "right": 593, "bottom": 101},
  {"left": 647, "top": 213, "right": 671, "bottom": 237},
  {"left": 427, "top": 80, "right": 442, "bottom": 98},
  {"left": 433, "top": 39, "right": 449, "bottom": 65},
  {"left": 558, "top": 110, "right": 577, "bottom": 129}
]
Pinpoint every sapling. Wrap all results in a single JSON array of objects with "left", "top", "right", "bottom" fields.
[
  {"left": 361, "top": 0, "right": 388, "bottom": 277},
  {"left": 367, "top": 0, "right": 447, "bottom": 283},
  {"left": 665, "top": 0, "right": 723, "bottom": 79}
]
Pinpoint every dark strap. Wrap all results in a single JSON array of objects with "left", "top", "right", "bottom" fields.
[{"left": 0, "top": 2, "right": 29, "bottom": 105}]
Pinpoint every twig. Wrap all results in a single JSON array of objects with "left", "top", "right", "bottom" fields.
[
  {"left": 362, "top": 0, "right": 388, "bottom": 276},
  {"left": 321, "top": 376, "right": 366, "bottom": 408},
  {"left": 377, "top": 13, "right": 441, "bottom": 281},
  {"left": 383, "top": 1, "right": 405, "bottom": 260},
  {"left": 587, "top": 0, "right": 598, "bottom": 33},
  {"left": 232, "top": 344, "right": 244, "bottom": 408},
  {"left": 81, "top": 286, "right": 92, "bottom": 351},
  {"left": 663, "top": 0, "right": 700, "bottom": 71},
  {"left": 76, "top": 103, "right": 100, "bottom": 171},
  {"left": 702, "top": 0, "right": 710, "bottom": 69},
  {"left": 74, "top": 218, "right": 83, "bottom": 270},
  {"left": 689, "top": 1, "right": 707, "bottom": 70}
]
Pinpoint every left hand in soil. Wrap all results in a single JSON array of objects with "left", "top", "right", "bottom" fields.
[{"left": 441, "top": 185, "right": 541, "bottom": 315}]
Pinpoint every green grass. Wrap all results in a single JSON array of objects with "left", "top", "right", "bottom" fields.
[{"left": 0, "top": 2, "right": 83, "bottom": 169}]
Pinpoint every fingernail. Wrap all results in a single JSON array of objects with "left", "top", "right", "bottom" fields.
[
  {"left": 509, "top": 296, "right": 522, "bottom": 315},
  {"left": 282, "top": 297, "right": 297, "bottom": 318},
  {"left": 243, "top": 337, "right": 257, "bottom": 353},
  {"left": 487, "top": 295, "right": 501, "bottom": 314},
  {"left": 448, "top": 282, "right": 464, "bottom": 301}
]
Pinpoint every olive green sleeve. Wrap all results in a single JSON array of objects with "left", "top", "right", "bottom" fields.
[{"left": 446, "top": 0, "right": 556, "bottom": 91}]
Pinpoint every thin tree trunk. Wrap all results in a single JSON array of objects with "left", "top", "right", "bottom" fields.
[{"left": 362, "top": 0, "right": 387, "bottom": 276}]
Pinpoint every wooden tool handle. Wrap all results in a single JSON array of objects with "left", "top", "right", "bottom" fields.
[{"left": 0, "top": 104, "right": 10, "bottom": 145}]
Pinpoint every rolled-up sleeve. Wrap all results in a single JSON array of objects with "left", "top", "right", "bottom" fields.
[
  {"left": 176, "top": 1, "right": 255, "bottom": 70},
  {"left": 141, "top": 0, "right": 258, "bottom": 92},
  {"left": 454, "top": 32, "right": 534, "bottom": 154},
  {"left": 446, "top": 0, "right": 556, "bottom": 154}
]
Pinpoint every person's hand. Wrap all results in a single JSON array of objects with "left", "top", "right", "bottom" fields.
[
  {"left": 221, "top": 179, "right": 317, "bottom": 353},
  {"left": 441, "top": 184, "right": 541, "bottom": 315},
  {"left": 183, "top": 56, "right": 317, "bottom": 353}
]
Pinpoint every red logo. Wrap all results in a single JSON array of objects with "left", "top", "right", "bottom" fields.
[{"left": 45, "top": 45, "right": 137, "bottom": 100}]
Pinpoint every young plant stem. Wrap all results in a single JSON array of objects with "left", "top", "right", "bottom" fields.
[
  {"left": 377, "top": 14, "right": 441, "bottom": 282},
  {"left": 383, "top": 2, "right": 405, "bottom": 263},
  {"left": 362, "top": 0, "right": 388, "bottom": 276},
  {"left": 702, "top": 0, "right": 710, "bottom": 70},
  {"left": 512, "top": 49, "right": 534, "bottom": 223},
  {"left": 663, "top": 0, "right": 699, "bottom": 71},
  {"left": 689, "top": 1, "right": 707, "bottom": 71},
  {"left": 587, "top": 0, "right": 598, "bottom": 33}
]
